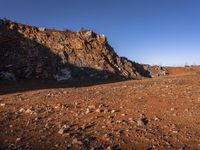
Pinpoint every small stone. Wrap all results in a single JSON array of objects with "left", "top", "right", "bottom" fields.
[
  {"left": 111, "top": 110, "right": 116, "bottom": 113},
  {"left": 35, "top": 117, "right": 41, "bottom": 121},
  {"left": 0, "top": 103, "right": 5, "bottom": 107},
  {"left": 170, "top": 108, "right": 175, "bottom": 111},
  {"left": 102, "top": 126, "right": 106, "bottom": 128},
  {"left": 185, "top": 108, "right": 189, "bottom": 112},
  {"left": 72, "top": 138, "right": 83, "bottom": 145},
  {"left": 62, "top": 91, "right": 67, "bottom": 94},
  {"left": 95, "top": 108, "right": 102, "bottom": 113},
  {"left": 88, "top": 105, "right": 95, "bottom": 109},
  {"left": 137, "top": 114, "right": 148, "bottom": 126},
  {"left": 128, "top": 118, "right": 136, "bottom": 123},
  {"left": 16, "top": 138, "right": 21, "bottom": 142},
  {"left": 154, "top": 116, "right": 161, "bottom": 121},
  {"left": 121, "top": 113, "right": 126, "bottom": 116},
  {"left": 45, "top": 123, "right": 50, "bottom": 129},
  {"left": 108, "top": 115, "right": 113, "bottom": 119},
  {"left": 172, "top": 130, "right": 178, "bottom": 134},
  {"left": 85, "top": 108, "right": 91, "bottom": 114},
  {"left": 106, "top": 146, "right": 111, "bottom": 150},
  {"left": 171, "top": 124, "right": 176, "bottom": 129},
  {"left": 19, "top": 108, "right": 25, "bottom": 112},
  {"left": 58, "top": 125, "right": 70, "bottom": 134},
  {"left": 74, "top": 101, "right": 79, "bottom": 106},
  {"left": 18, "top": 97, "right": 23, "bottom": 101},
  {"left": 25, "top": 109, "right": 34, "bottom": 114},
  {"left": 55, "top": 104, "right": 61, "bottom": 109},
  {"left": 116, "top": 120, "right": 122, "bottom": 124}
]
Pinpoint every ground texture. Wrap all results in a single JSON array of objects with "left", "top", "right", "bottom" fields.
[{"left": 0, "top": 67, "right": 200, "bottom": 150}]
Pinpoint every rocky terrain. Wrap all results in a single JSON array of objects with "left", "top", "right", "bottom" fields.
[
  {"left": 0, "top": 67, "right": 200, "bottom": 149},
  {"left": 1, "top": 19, "right": 199, "bottom": 150},
  {"left": 0, "top": 19, "right": 166, "bottom": 82}
]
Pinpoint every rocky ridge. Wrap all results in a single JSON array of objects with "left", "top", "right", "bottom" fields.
[{"left": 0, "top": 19, "right": 165, "bottom": 81}]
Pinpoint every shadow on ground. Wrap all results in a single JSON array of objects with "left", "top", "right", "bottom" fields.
[{"left": 0, "top": 78, "right": 131, "bottom": 95}]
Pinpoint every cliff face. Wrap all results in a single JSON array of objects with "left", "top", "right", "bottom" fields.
[{"left": 0, "top": 19, "right": 159, "bottom": 81}]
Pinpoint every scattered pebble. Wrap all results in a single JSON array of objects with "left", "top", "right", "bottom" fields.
[
  {"left": 154, "top": 116, "right": 161, "bottom": 121},
  {"left": 72, "top": 138, "right": 83, "bottom": 145},
  {"left": 58, "top": 125, "right": 70, "bottom": 135},
  {"left": 111, "top": 110, "right": 116, "bottom": 113},
  {"left": 19, "top": 108, "right": 25, "bottom": 112},
  {"left": 137, "top": 114, "right": 148, "bottom": 126},
  {"left": 16, "top": 138, "right": 21, "bottom": 142},
  {"left": 85, "top": 108, "right": 91, "bottom": 114},
  {"left": 25, "top": 109, "right": 34, "bottom": 114},
  {"left": 0, "top": 103, "right": 5, "bottom": 107},
  {"left": 95, "top": 108, "right": 102, "bottom": 113}
]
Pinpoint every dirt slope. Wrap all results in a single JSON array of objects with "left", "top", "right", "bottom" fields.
[{"left": 167, "top": 66, "right": 200, "bottom": 76}]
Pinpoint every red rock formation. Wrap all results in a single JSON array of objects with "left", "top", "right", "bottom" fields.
[{"left": 0, "top": 19, "right": 164, "bottom": 81}]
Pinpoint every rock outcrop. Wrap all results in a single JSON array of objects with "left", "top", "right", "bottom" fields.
[{"left": 0, "top": 19, "right": 165, "bottom": 81}]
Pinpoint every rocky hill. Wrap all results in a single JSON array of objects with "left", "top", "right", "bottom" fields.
[{"left": 0, "top": 19, "right": 165, "bottom": 81}]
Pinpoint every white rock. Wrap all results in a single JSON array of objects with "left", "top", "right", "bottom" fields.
[
  {"left": 19, "top": 108, "right": 25, "bottom": 112},
  {"left": 38, "top": 27, "right": 46, "bottom": 31},
  {"left": 0, "top": 103, "right": 5, "bottom": 107},
  {"left": 58, "top": 125, "right": 70, "bottom": 134},
  {"left": 72, "top": 138, "right": 83, "bottom": 145},
  {"left": 16, "top": 138, "right": 21, "bottom": 142}
]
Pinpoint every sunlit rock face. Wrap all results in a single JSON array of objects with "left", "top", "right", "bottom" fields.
[{"left": 0, "top": 19, "right": 163, "bottom": 81}]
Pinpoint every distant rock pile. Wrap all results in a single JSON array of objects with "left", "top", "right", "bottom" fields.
[
  {"left": 144, "top": 65, "right": 167, "bottom": 78},
  {"left": 0, "top": 19, "right": 166, "bottom": 81}
]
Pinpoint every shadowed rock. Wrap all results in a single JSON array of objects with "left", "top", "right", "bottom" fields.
[{"left": 0, "top": 19, "right": 153, "bottom": 82}]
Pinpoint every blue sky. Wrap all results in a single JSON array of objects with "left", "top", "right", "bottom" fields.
[{"left": 1, "top": 0, "right": 200, "bottom": 66}]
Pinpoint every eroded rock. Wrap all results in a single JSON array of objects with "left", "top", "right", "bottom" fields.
[{"left": 0, "top": 19, "right": 158, "bottom": 82}]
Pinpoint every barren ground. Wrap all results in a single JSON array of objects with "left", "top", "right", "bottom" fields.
[{"left": 0, "top": 67, "right": 200, "bottom": 150}]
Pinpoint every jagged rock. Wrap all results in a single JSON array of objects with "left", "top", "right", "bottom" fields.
[
  {"left": 97, "top": 34, "right": 106, "bottom": 44},
  {"left": 0, "top": 19, "right": 164, "bottom": 81},
  {"left": 84, "top": 30, "right": 94, "bottom": 42},
  {"left": 38, "top": 27, "right": 46, "bottom": 31},
  {"left": 144, "top": 65, "right": 167, "bottom": 77},
  {"left": 137, "top": 114, "right": 148, "bottom": 126}
]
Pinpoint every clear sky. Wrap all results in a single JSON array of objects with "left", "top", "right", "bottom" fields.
[{"left": 1, "top": 0, "right": 200, "bottom": 66}]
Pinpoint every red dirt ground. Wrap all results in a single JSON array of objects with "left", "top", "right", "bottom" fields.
[{"left": 0, "top": 67, "right": 200, "bottom": 150}]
